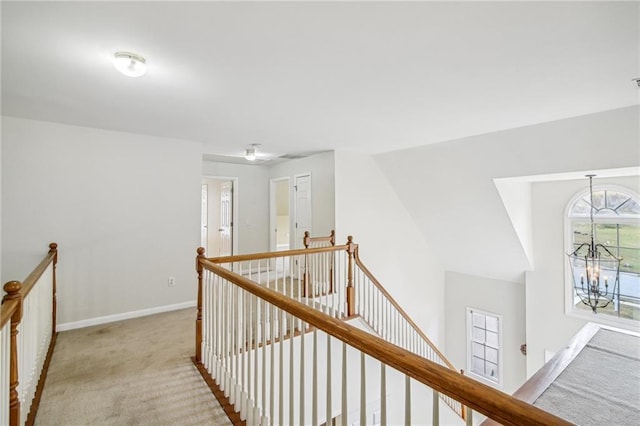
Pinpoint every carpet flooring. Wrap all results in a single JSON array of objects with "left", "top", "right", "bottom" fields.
[
  {"left": 34, "top": 308, "right": 231, "bottom": 426},
  {"left": 533, "top": 329, "right": 640, "bottom": 425}
]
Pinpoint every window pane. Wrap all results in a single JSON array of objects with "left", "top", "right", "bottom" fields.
[
  {"left": 607, "top": 191, "right": 632, "bottom": 211},
  {"left": 591, "top": 191, "right": 605, "bottom": 210},
  {"left": 472, "top": 357, "right": 484, "bottom": 376},
  {"left": 472, "top": 326, "right": 485, "bottom": 343},
  {"left": 572, "top": 222, "right": 591, "bottom": 246},
  {"left": 485, "top": 316, "right": 498, "bottom": 332},
  {"left": 486, "top": 331, "right": 499, "bottom": 348},
  {"left": 619, "top": 224, "right": 640, "bottom": 249},
  {"left": 570, "top": 199, "right": 591, "bottom": 216},
  {"left": 485, "top": 346, "right": 498, "bottom": 364},
  {"left": 472, "top": 342, "right": 484, "bottom": 358},
  {"left": 472, "top": 312, "right": 485, "bottom": 328},
  {"left": 619, "top": 270, "right": 640, "bottom": 299},
  {"left": 485, "top": 361, "right": 499, "bottom": 380},
  {"left": 619, "top": 248, "right": 640, "bottom": 275},
  {"left": 594, "top": 223, "right": 619, "bottom": 247},
  {"left": 617, "top": 199, "right": 640, "bottom": 215}
]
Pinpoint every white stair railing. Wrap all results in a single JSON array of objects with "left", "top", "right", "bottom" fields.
[
  {"left": 351, "top": 244, "right": 465, "bottom": 418},
  {"left": 195, "top": 256, "right": 571, "bottom": 426},
  {"left": 1, "top": 243, "right": 58, "bottom": 426},
  {"left": 198, "top": 235, "right": 467, "bottom": 421}
]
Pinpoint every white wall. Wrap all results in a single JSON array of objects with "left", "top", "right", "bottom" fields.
[
  {"left": 0, "top": 118, "right": 2, "bottom": 287},
  {"left": 202, "top": 161, "right": 270, "bottom": 254},
  {"left": 334, "top": 151, "right": 445, "bottom": 347},
  {"left": 268, "top": 152, "right": 335, "bottom": 248},
  {"left": 375, "top": 106, "right": 639, "bottom": 284},
  {"left": 1, "top": 117, "right": 202, "bottom": 325},
  {"left": 525, "top": 175, "right": 640, "bottom": 376},
  {"left": 444, "top": 271, "right": 526, "bottom": 394}
]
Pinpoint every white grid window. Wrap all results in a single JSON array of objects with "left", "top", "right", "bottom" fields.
[
  {"left": 566, "top": 186, "right": 640, "bottom": 322},
  {"left": 467, "top": 308, "right": 502, "bottom": 387}
]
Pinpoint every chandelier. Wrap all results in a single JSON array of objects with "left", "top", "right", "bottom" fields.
[{"left": 567, "top": 175, "right": 622, "bottom": 313}]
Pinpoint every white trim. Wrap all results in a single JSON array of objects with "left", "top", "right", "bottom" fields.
[
  {"left": 294, "top": 172, "right": 312, "bottom": 249},
  {"left": 269, "top": 176, "right": 291, "bottom": 252},
  {"left": 563, "top": 183, "right": 640, "bottom": 327},
  {"left": 202, "top": 175, "right": 239, "bottom": 256},
  {"left": 56, "top": 300, "right": 196, "bottom": 331},
  {"left": 466, "top": 307, "right": 504, "bottom": 389}
]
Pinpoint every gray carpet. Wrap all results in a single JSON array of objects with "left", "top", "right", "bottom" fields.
[
  {"left": 35, "top": 308, "right": 231, "bottom": 426},
  {"left": 534, "top": 329, "right": 640, "bottom": 425}
]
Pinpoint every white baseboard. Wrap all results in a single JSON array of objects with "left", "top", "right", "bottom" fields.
[{"left": 56, "top": 300, "right": 196, "bottom": 332}]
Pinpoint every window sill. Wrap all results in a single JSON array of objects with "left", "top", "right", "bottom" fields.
[{"left": 565, "top": 309, "right": 640, "bottom": 332}]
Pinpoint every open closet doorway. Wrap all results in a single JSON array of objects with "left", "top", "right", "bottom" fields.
[
  {"left": 201, "top": 177, "right": 238, "bottom": 257},
  {"left": 270, "top": 177, "right": 290, "bottom": 252}
]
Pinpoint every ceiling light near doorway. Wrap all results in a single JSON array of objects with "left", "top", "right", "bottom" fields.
[
  {"left": 245, "top": 144, "right": 260, "bottom": 161},
  {"left": 113, "top": 51, "right": 147, "bottom": 77}
]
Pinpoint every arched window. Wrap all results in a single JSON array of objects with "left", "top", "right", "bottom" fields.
[{"left": 567, "top": 186, "right": 640, "bottom": 322}]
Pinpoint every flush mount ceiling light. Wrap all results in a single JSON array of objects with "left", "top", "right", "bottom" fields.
[
  {"left": 113, "top": 51, "right": 147, "bottom": 78},
  {"left": 245, "top": 144, "right": 260, "bottom": 161}
]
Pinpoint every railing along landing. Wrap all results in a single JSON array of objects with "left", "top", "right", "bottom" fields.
[
  {"left": 1, "top": 243, "right": 58, "bottom": 426},
  {"left": 194, "top": 236, "right": 572, "bottom": 426}
]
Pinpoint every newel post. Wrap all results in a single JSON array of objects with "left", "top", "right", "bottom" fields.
[
  {"left": 302, "top": 231, "right": 311, "bottom": 297},
  {"left": 49, "top": 242, "right": 58, "bottom": 334},
  {"left": 195, "top": 247, "right": 206, "bottom": 363},
  {"left": 346, "top": 236, "right": 356, "bottom": 317},
  {"left": 3, "top": 281, "right": 22, "bottom": 426}
]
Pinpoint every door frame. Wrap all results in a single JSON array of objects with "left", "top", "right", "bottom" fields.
[
  {"left": 294, "top": 172, "right": 312, "bottom": 249},
  {"left": 269, "top": 176, "right": 291, "bottom": 252},
  {"left": 202, "top": 175, "right": 239, "bottom": 257}
]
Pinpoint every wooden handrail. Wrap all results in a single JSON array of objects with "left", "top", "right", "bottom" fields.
[
  {"left": 352, "top": 245, "right": 456, "bottom": 371},
  {"left": 2, "top": 281, "right": 22, "bottom": 426},
  {"left": 1, "top": 244, "right": 59, "bottom": 426},
  {"left": 303, "top": 230, "right": 335, "bottom": 248},
  {"left": 207, "top": 244, "right": 348, "bottom": 264},
  {"left": 199, "top": 259, "right": 572, "bottom": 426},
  {"left": 0, "top": 298, "right": 20, "bottom": 331},
  {"left": 20, "top": 246, "right": 57, "bottom": 299}
]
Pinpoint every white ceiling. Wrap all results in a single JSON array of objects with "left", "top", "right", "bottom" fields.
[{"left": 2, "top": 1, "right": 638, "bottom": 159}]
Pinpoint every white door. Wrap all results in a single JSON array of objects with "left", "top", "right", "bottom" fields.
[
  {"left": 201, "top": 184, "right": 208, "bottom": 252},
  {"left": 294, "top": 174, "right": 312, "bottom": 248},
  {"left": 219, "top": 181, "right": 233, "bottom": 256}
]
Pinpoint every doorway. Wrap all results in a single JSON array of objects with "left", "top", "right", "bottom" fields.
[
  {"left": 201, "top": 177, "right": 237, "bottom": 257},
  {"left": 294, "top": 173, "right": 312, "bottom": 249},
  {"left": 270, "top": 177, "right": 291, "bottom": 251}
]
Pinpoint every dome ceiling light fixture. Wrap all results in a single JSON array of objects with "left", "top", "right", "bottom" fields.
[
  {"left": 245, "top": 144, "right": 261, "bottom": 161},
  {"left": 113, "top": 51, "right": 147, "bottom": 78}
]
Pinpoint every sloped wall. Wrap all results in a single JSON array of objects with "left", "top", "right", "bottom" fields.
[
  {"left": 374, "top": 106, "right": 639, "bottom": 386},
  {"left": 333, "top": 151, "right": 445, "bottom": 346},
  {"left": 375, "top": 106, "right": 639, "bottom": 284}
]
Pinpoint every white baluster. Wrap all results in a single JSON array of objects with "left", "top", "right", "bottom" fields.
[
  {"left": 299, "top": 320, "right": 305, "bottom": 426},
  {"left": 360, "top": 352, "right": 366, "bottom": 426},
  {"left": 270, "top": 304, "right": 275, "bottom": 425},
  {"left": 326, "top": 334, "right": 332, "bottom": 426},
  {"left": 432, "top": 390, "right": 440, "bottom": 426},
  {"left": 405, "top": 375, "right": 411, "bottom": 425},
  {"left": 380, "top": 363, "right": 387, "bottom": 426},
  {"left": 289, "top": 314, "right": 295, "bottom": 426},
  {"left": 279, "top": 308, "right": 284, "bottom": 426},
  {"left": 312, "top": 329, "right": 318, "bottom": 426},
  {"left": 341, "top": 342, "right": 347, "bottom": 426}
]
